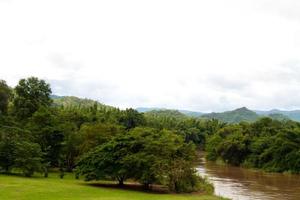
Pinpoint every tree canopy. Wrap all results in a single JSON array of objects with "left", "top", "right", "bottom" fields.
[
  {"left": 0, "top": 76, "right": 299, "bottom": 196},
  {"left": 13, "top": 77, "right": 52, "bottom": 119},
  {"left": 0, "top": 80, "right": 11, "bottom": 115}
]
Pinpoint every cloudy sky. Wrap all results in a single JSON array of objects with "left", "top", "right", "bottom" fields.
[{"left": 1, "top": 0, "right": 300, "bottom": 111}]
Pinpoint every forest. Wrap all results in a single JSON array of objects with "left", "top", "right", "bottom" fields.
[
  {"left": 0, "top": 77, "right": 213, "bottom": 194},
  {"left": 0, "top": 77, "right": 299, "bottom": 195}
]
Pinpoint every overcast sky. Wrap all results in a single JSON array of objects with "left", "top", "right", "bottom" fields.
[{"left": 1, "top": 0, "right": 300, "bottom": 111}]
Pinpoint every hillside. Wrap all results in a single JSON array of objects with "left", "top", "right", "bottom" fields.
[
  {"left": 139, "top": 107, "right": 261, "bottom": 123},
  {"left": 143, "top": 109, "right": 188, "bottom": 119},
  {"left": 136, "top": 107, "right": 204, "bottom": 117},
  {"left": 52, "top": 96, "right": 296, "bottom": 123},
  {"left": 136, "top": 107, "right": 164, "bottom": 113},
  {"left": 201, "top": 107, "right": 259, "bottom": 123},
  {"left": 52, "top": 95, "right": 114, "bottom": 110},
  {"left": 265, "top": 113, "right": 290, "bottom": 121},
  {"left": 138, "top": 106, "right": 295, "bottom": 123},
  {"left": 255, "top": 109, "right": 300, "bottom": 122}
]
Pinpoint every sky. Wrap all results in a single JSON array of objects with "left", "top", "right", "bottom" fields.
[{"left": 1, "top": 0, "right": 300, "bottom": 112}]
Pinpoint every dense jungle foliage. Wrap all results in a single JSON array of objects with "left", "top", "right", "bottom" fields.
[
  {"left": 0, "top": 77, "right": 299, "bottom": 196},
  {"left": 205, "top": 118, "right": 300, "bottom": 173},
  {"left": 0, "top": 77, "right": 215, "bottom": 193}
]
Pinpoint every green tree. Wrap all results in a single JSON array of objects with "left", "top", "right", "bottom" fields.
[
  {"left": 0, "top": 126, "right": 42, "bottom": 176},
  {"left": 12, "top": 77, "right": 52, "bottom": 119},
  {"left": 0, "top": 132, "right": 16, "bottom": 173},
  {"left": 77, "top": 127, "right": 203, "bottom": 192},
  {"left": 60, "top": 121, "right": 80, "bottom": 172},
  {"left": 205, "top": 134, "right": 222, "bottom": 161},
  {"left": 27, "top": 107, "right": 64, "bottom": 167},
  {"left": 206, "top": 125, "right": 250, "bottom": 165},
  {"left": 76, "top": 133, "right": 137, "bottom": 185},
  {"left": 78, "top": 123, "right": 124, "bottom": 154},
  {"left": 0, "top": 80, "right": 11, "bottom": 115},
  {"left": 217, "top": 131, "right": 250, "bottom": 166},
  {"left": 125, "top": 128, "right": 176, "bottom": 189},
  {"left": 118, "top": 108, "right": 145, "bottom": 130},
  {"left": 167, "top": 158, "right": 209, "bottom": 193},
  {"left": 14, "top": 141, "right": 43, "bottom": 177}
]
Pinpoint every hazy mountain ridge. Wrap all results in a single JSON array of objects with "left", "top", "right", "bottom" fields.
[
  {"left": 201, "top": 107, "right": 259, "bottom": 123},
  {"left": 136, "top": 107, "right": 204, "bottom": 117},
  {"left": 143, "top": 109, "right": 187, "bottom": 119},
  {"left": 137, "top": 107, "right": 299, "bottom": 122},
  {"left": 51, "top": 95, "right": 114, "bottom": 110},
  {"left": 51, "top": 96, "right": 300, "bottom": 122},
  {"left": 255, "top": 109, "right": 300, "bottom": 121}
]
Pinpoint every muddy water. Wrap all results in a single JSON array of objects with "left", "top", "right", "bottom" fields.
[{"left": 197, "top": 157, "right": 300, "bottom": 200}]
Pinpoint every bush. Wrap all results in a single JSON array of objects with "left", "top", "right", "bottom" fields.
[
  {"left": 167, "top": 159, "right": 214, "bottom": 193},
  {"left": 14, "top": 141, "right": 43, "bottom": 177},
  {"left": 197, "top": 176, "right": 214, "bottom": 194}
]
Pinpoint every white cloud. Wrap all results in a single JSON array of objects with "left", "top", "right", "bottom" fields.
[{"left": 1, "top": 0, "right": 300, "bottom": 111}]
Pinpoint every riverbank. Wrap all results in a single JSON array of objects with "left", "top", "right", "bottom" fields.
[
  {"left": 0, "top": 173, "right": 228, "bottom": 200},
  {"left": 197, "top": 158, "right": 300, "bottom": 200}
]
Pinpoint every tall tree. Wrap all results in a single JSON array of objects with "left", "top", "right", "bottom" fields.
[
  {"left": 0, "top": 132, "right": 17, "bottom": 173},
  {"left": 118, "top": 108, "right": 145, "bottom": 130},
  {"left": 12, "top": 77, "right": 52, "bottom": 119},
  {"left": 76, "top": 127, "right": 201, "bottom": 192},
  {"left": 0, "top": 80, "right": 11, "bottom": 115},
  {"left": 27, "top": 107, "right": 64, "bottom": 167},
  {"left": 14, "top": 141, "right": 43, "bottom": 177}
]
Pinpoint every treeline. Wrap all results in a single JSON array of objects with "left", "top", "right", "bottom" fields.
[
  {"left": 205, "top": 118, "right": 300, "bottom": 173},
  {"left": 1, "top": 76, "right": 298, "bottom": 193},
  {"left": 0, "top": 77, "right": 216, "bottom": 193}
]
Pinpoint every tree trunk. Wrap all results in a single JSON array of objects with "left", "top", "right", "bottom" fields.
[
  {"left": 44, "top": 167, "right": 48, "bottom": 178},
  {"left": 143, "top": 183, "right": 150, "bottom": 190},
  {"left": 117, "top": 177, "right": 124, "bottom": 187}
]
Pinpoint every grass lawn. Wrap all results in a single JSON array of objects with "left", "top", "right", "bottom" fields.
[{"left": 0, "top": 173, "right": 227, "bottom": 200}]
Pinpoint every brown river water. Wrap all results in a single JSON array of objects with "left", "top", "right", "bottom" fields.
[{"left": 197, "top": 156, "right": 300, "bottom": 200}]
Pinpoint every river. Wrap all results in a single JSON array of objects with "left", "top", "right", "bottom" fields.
[{"left": 197, "top": 156, "right": 300, "bottom": 200}]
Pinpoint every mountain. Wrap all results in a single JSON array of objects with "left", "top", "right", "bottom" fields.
[
  {"left": 265, "top": 113, "right": 290, "bottom": 121},
  {"left": 136, "top": 107, "right": 164, "bottom": 113},
  {"left": 201, "top": 107, "right": 259, "bottom": 123},
  {"left": 50, "top": 94, "right": 63, "bottom": 99},
  {"left": 143, "top": 109, "right": 188, "bottom": 119},
  {"left": 53, "top": 96, "right": 297, "bottom": 123},
  {"left": 138, "top": 107, "right": 260, "bottom": 123},
  {"left": 179, "top": 110, "right": 204, "bottom": 117},
  {"left": 197, "top": 108, "right": 293, "bottom": 123},
  {"left": 136, "top": 107, "right": 204, "bottom": 117},
  {"left": 255, "top": 109, "right": 300, "bottom": 122},
  {"left": 51, "top": 95, "right": 113, "bottom": 110},
  {"left": 137, "top": 106, "right": 295, "bottom": 123}
]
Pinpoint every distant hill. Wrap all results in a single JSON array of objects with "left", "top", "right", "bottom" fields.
[
  {"left": 53, "top": 96, "right": 298, "bottom": 123},
  {"left": 178, "top": 110, "right": 204, "bottom": 117},
  {"left": 265, "top": 113, "right": 290, "bottom": 121},
  {"left": 138, "top": 107, "right": 261, "bottom": 123},
  {"left": 51, "top": 95, "right": 113, "bottom": 110},
  {"left": 255, "top": 109, "right": 300, "bottom": 122},
  {"left": 138, "top": 106, "right": 295, "bottom": 123},
  {"left": 201, "top": 107, "right": 259, "bottom": 123},
  {"left": 136, "top": 107, "right": 204, "bottom": 117},
  {"left": 143, "top": 109, "right": 187, "bottom": 119},
  {"left": 50, "top": 94, "right": 63, "bottom": 99},
  {"left": 201, "top": 107, "right": 292, "bottom": 123},
  {"left": 136, "top": 107, "right": 164, "bottom": 113}
]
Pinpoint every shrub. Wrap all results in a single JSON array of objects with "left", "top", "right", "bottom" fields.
[
  {"left": 167, "top": 159, "right": 214, "bottom": 193},
  {"left": 14, "top": 141, "right": 43, "bottom": 177}
]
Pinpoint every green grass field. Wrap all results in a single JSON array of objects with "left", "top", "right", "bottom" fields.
[{"left": 0, "top": 173, "right": 227, "bottom": 200}]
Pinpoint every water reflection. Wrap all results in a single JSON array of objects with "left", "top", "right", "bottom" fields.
[{"left": 197, "top": 157, "right": 300, "bottom": 200}]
